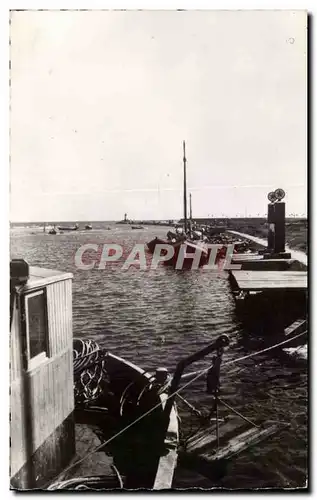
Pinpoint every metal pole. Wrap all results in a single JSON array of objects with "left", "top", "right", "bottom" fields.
[
  {"left": 183, "top": 141, "right": 188, "bottom": 233},
  {"left": 163, "top": 335, "right": 229, "bottom": 434},
  {"left": 216, "top": 396, "right": 219, "bottom": 449}
]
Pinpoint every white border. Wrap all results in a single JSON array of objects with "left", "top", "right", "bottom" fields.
[{"left": 2, "top": 1, "right": 314, "bottom": 498}]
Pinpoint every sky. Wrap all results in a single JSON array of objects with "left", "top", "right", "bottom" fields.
[{"left": 9, "top": 10, "right": 307, "bottom": 221}]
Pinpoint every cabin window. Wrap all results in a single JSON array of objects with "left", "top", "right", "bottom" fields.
[{"left": 25, "top": 290, "right": 49, "bottom": 369}]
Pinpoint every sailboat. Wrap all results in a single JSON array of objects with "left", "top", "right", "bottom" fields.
[{"left": 147, "top": 142, "right": 208, "bottom": 268}]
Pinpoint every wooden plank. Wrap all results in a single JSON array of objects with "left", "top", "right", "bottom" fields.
[
  {"left": 47, "top": 280, "right": 72, "bottom": 356},
  {"left": 22, "top": 267, "right": 73, "bottom": 292},
  {"left": 230, "top": 271, "right": 307, "bottom": 291},
  {"left": 202, "top": 424, "right": 281, "bottom": 462},
  {"left": 185, "top": 419, "right": 249, "bottom": 455},
  {"left": 11, "top": 351, "right": 74, "bottom": 477},
  {"left": 181, "top": 417, "right": 286, "bottom": 481},
  {"left": 153, "top": 449, "right": 178, "bottom": 490},
  {"left": 153, "top": 394, "right": 179, "bottom": 490},
  {"left": 232, "top": 253, "right": 263, "bottom": 262},
  {"left": 284, "top": 318, "right": 307, "bottom": 337},
  {"left": 232, "top": 271, "right": 307, "bottom": 280},
  {"left": 239, "top": 260, "right": 299, "bottom": 272}
]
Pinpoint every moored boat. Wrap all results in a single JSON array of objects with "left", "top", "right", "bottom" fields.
[
  {"left": 10, "top": 259, "right": 290, "bottom": 490},
  {"left": 51, "top": 338, "right": 179, "bottom": 490},
  {"left": 147, "top": 236, "right": 208, "bottom": 268},
  {"left": 9, "top": 259, "right": 179, "bottom": 490},
  {"left": 146, "top": 142, "right": 208, "bottom": 269},
  {"left": 163, "top": 239, "right": 209, "bottom": 268},
  {"left": 147, "top": 236, "right": 169, "bottom": 254}
]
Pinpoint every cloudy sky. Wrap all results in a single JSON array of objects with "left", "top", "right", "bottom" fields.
[{"left": 10, "top": 10, "right": 307, "bottom": 221}]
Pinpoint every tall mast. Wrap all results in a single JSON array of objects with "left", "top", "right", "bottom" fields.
[
  {"left": 189, "top": 193, "right": 192, "bottom": 221},
  {"left": 183, "top": 140, "right": 188, "bottom": 233}
]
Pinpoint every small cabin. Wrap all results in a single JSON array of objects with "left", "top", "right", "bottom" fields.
[{"left": 10, "top": 260, "right": 75, "bottom": 489}]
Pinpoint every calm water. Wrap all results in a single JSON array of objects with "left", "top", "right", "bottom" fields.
[{"left": 10, "top": 222, "right": 308, "bottom": 489}]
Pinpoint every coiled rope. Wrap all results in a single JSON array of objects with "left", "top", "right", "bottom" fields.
[{"left": 55, "top": 330, "right": 307, "bottom": 480}]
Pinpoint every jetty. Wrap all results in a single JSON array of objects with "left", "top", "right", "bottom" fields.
[
  {"left": 229, "top": 270, "right": 307, "bottom": 293},
  {"left": 227, "top": 189, "right": 307, "bottom": 342},
  {"left": 228, "top": 230, "right": 307, "bottom": 268}
]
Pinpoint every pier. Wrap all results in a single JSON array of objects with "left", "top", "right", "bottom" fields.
[
  {"left": 227, "top": 190, "right": 307, "bottom": 341},
  {"left": 228, "top": 230, "right": 307, "bottom": 268},
  {"left": 229, "top": 271, "right": 307, "bottom": 293}
]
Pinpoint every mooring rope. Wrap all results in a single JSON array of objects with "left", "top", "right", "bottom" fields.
[
  {"left": 54, "top": 330, "right": 306, "bottom": 481},
  {"left": 181, "top": 331, "right": 308, "bottom": 380}
]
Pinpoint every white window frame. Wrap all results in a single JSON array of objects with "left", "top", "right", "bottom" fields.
[{"left": 24, "top": 290, "right": 49, "bottom": 371}]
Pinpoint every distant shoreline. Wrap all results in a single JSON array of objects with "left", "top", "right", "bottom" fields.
[{"left": 10, "top": 217, "right": 307, "bottom": 226}]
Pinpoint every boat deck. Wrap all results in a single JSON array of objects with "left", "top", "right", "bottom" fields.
[{"left": 48, "top": 423, "right": 117, "bottom": 488}]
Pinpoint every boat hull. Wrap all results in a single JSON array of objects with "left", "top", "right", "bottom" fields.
[
  {"left": 49, "top": 340, "right": 178, "bottom": 490},
  {"left": 147, "top": 238, "right": 208, "bottom": 268},
  {"left": 147, "top": 237, "right": 169, "bottom": 254},
  {"left": 164, "top": 241, "right": 209, "bottom": 268}
]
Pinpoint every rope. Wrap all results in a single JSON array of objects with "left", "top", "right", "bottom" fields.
[
  {"left": 176, "top": 393, "right": 202, "bottom": 417},
  {"left": 181, "top": 331, "right": 307, "bottom": 380},
  {"left": 56, "top": 330, "right": 306, "bottom": 480},
  {"left": 217, "top": 397, "right": 259, "bottom": 428}
]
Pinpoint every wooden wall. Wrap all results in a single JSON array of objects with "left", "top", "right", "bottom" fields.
[
  {"left": 10, "top": 277, "right": 74, "bottom": 480},
  {"left": 46, "top": 279, "right": 73, "bottom": 357}
]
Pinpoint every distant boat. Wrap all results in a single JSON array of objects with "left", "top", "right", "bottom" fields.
[
  {"left": 85, "top": 224, "right": 92, "bottom": 230},
  {"left": 131, "top": 225, "right": 144, "bottom": 230},
  {"left": 48, "top": 227, "right": 57, "bottom": 235},
  {"left": 58, "top": 223, "right": 79, "bottom": 231}
]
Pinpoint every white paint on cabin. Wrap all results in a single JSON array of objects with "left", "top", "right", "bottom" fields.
[{"left": 10, "top": 267, "right": 74, "bottom": 479}]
